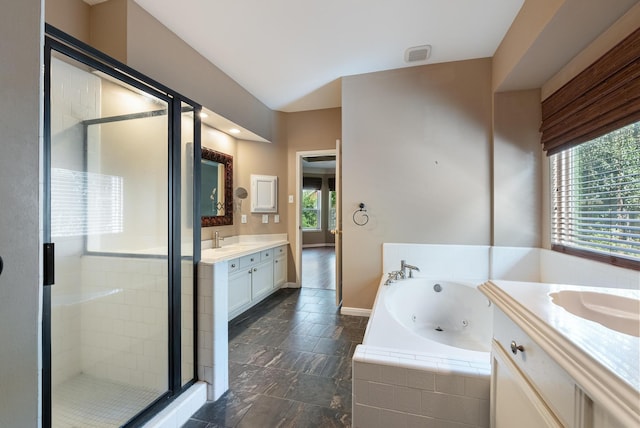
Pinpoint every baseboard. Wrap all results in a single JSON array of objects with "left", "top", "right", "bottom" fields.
[
  {"left": 143, "top": 381, "right": 206, "bottom": 427},
  {"left": 282, "top": 282, "right": 300, "bottom": 288},
  {"left": 302, "top": 243, "right": 336, "bottom": 248},
  {"left": 340, "top": 307, "right": 371, "bottom": 317}
]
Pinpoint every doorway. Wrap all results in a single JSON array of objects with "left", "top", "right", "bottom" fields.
[{"left": 296, "top": 147, "right": 342, "bottom": 304}]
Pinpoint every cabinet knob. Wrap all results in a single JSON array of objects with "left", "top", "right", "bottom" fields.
[
  {"left": 266, "top": 253, "right": 269, "bottom": 256},
  {"left": 510, "top": 341, "right": 525, "bottom": 355},
  {"left": 251, "top": 257, "right": 255, "bottom": 262},
  {"left": 275, "top": 260, "right": 278, "bottom": 263},
  {"left": 253, "top": 267, "right": 258, "bottom": 272},
  {"left": 231, "top": 263, "right": 236, "bottom": 268}
]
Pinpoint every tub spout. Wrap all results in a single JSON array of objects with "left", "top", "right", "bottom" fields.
[{"left": 401, "top": 260, "right": 420, "bottom": 278}]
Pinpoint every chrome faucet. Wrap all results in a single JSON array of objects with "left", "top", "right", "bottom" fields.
[
  {"left": 401, "top": 260, "right": 420, "bottom": 278},
  {"left": 214, "top": 231, "right": 225, "bottom": 249},
  {"left": 385, "top": 270, "right": 404, "bottom": 285}
]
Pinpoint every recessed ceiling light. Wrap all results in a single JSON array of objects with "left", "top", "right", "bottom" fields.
[{"left": 229, "top": 128, "right": 241, "bottom": 134}]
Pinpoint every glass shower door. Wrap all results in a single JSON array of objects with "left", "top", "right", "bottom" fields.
[{"left": 48, "top": 51, "right": 170, "bottom": 427}]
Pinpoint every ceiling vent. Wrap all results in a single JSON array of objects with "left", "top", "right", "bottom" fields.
[{"left": 404, "top": 45, "right": 432, "bottom": 63}]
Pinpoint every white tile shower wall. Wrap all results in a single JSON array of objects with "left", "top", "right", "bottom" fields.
[
  {"left": 80, "top": 255, "right": 168, "bottom": 392},
  {"left": 382, "top": 244, "right": 490, "bottom": 282},
  {"left": 353, "top": 346, "right": 490, "bottom": 428},
  {"left": 50, "top": 57, "right": 100, "bottom": 388},
  {"left": 197, "top": 261, "right": 229, "bottom": 400},
  {"left": 540, "top": 249, "right": 640, "bottom": 290},
  {"left": 182, "top": 260, "right": 195, "bottom": 386}
]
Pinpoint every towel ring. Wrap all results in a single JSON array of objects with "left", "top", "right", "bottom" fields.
[{"left": 353, "top": 203, "right": 369, "bottom": 226}]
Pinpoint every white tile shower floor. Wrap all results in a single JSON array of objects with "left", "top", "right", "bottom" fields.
[{"left": 53, "top": 374, "right": 161, "bottom": 427}]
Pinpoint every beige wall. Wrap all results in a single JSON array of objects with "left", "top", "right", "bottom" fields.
[
  {"left": 89, "top": 0, "right": 127, "bottom": 62},
  {"left": 342, "top": 59, "right": 493, "bottom": 309},
  {"left": 45, "top": 0, "right": 90, "bottom": 42},
  {"left": 492, "top": 0, "right": 563, "bottom": 91},
  {"left": 286, "top": 108, "right": 342, "bottom": 283},
  {"left": 0, "top": 0, "right": 42, "bottom": 426},
  {"left": 493, "top": 90, "right": 543, "bottom": 247}
]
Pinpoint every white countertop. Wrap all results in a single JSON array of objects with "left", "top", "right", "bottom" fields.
[
  {"left": 479, "top": 280, "right": 640, "bottom": 425},
  {"left": 200, "top": 234, "right": 288, "bottom": 264}
]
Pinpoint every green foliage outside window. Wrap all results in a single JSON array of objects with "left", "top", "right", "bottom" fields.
[
  {"left": 302, "top": 189, "right": 320, "bottom": 229},
  {"left": 552, "top": 121, "right": 640, "bottom": 262}
]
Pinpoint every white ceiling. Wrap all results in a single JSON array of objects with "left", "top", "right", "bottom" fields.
[{"left": 131, "top": 0, "right": 525, "bottom": 112}]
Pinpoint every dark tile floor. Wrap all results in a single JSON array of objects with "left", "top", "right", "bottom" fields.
[{"left": 183, "top": 287, "right": 367, "bottom": 428}]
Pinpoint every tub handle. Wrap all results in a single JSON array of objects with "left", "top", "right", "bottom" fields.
[{"left": 510, "top": 340, "right": 525, "bottom": 355}]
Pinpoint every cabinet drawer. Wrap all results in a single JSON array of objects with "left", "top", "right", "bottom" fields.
[
  {"left": 228, "top": 258, "right": 240, "bottom": 273},
  {"left": 275, "top": 245, "right": 287, "bottom": 257},
  {"left": 240, "top": 253, "right": 259, "bottom": 268},
  {"left": 494, "top": 309, "right": 576, "bottom": 426},
  {"left": 260, "top": 249, "right": 273, "bottom": 261}
]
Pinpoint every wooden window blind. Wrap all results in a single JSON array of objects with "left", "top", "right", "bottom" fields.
[
  {"left": 540, "top": 27, "right": 640, "bottom": 156},
  {"left": 303, "top": 176, "right": 322, "bottom": 190}
]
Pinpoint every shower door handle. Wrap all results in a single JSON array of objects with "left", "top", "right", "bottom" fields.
[
  {"left": 43, "top": 243, "right": 55, "bottom": 286},
  {"left": 0, "top": 255, "right": 3, "bottom": 276}
]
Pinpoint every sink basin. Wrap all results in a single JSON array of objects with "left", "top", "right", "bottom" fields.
[
  {"left": 201, "top": 244, "right": 257, "bottom": 259},
  {"left": 549, "top": 290, "right": 640, "bottom": 337}
]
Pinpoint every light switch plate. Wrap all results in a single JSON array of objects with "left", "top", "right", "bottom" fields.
[
  {"left": 288, "top": 195, "right": 294, "bottom": 203},
  {"left": 262, "top": 214, "right": 269, "bottom": 223},
  {"left": 241, "top": 214, "right": 247, "bottom": 224},
  {"left": 274, "top": 214, "right": 280, "bottom": 223}
]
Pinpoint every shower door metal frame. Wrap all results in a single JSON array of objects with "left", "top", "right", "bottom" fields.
[{"left": 43, "top": 24, "right": 201, "bottom": 427}]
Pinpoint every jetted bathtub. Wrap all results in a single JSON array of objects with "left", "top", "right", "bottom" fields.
[
  {"left": 352, "top": 277, "right": 493, "bottom": 428},
  {"left": 363, "top": 277, "right": 493, "bottom": 362}
]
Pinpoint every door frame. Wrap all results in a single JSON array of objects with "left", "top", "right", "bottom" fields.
[{"left": 295, "top": 147, "right": 342, "bottom": 304}]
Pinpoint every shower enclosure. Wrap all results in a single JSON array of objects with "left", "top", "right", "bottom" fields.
[{"left": 43, "top": 26, "right": 200, "bottom": 427}]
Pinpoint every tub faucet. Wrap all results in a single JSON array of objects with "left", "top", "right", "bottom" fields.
[
  {"left": 214, "top": 231, "right": 225, "bottom": 249},
  {"left": 401, "top": 260, "right": 420, "bottom": 278},
  {"left": 385, "top": 270, "right": 405, "bottom": 285}
]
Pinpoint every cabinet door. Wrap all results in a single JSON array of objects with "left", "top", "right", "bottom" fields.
[
  {"left": 273, "top": 256, "right": 286, "bottom": 288},
  {"left": 228, "top": 269, "right": 251, "bottom": 315},
  {"left": 491, "top": 340, "right": 563, "bottom": 428},
  {"left": 251, "top": 260, "right": 273, "bottom": 300}
]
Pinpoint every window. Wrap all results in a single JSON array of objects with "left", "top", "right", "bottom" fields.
[
  {"left": 302, "top": 189, "right": 321, "bottom": 230},
  {"left": 551, "top": 121, "right": 640, "bottom": 268},
  {"left": 328, "top": 190, "right": 337, "bottom": 231}
]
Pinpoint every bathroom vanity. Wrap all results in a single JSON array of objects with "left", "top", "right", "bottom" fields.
[
  {"left": 227, "top": 244, "right": 288, "bottom": 319},
  {"left": 197, "top": 235, "right": 288, "bottom": 400},
  {"left": 479, "top": 280, "right": 640, "bottom": 428}
]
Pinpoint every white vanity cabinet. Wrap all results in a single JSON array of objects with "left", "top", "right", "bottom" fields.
[
  {"left": 491, "top": 309, "right": 573, "bottom": 427},
  {"left": 227, "top": 259, "right": 251, "bottom": 316},
  {"left": 480, "top": 280, "right": 639, "bottom": 428},
  {"left": 227, "top": 246, "right": 285, "bottom": 320},
  {"left": 251, "top": 250, "right": 274, "bottom": 300},
  {"left": 273, "top": 245, "right": 287, "bottom": 288}
]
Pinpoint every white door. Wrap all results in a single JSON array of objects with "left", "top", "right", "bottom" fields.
[{"left": 335, "top": 139, "right": 343, "bottom": 306}]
